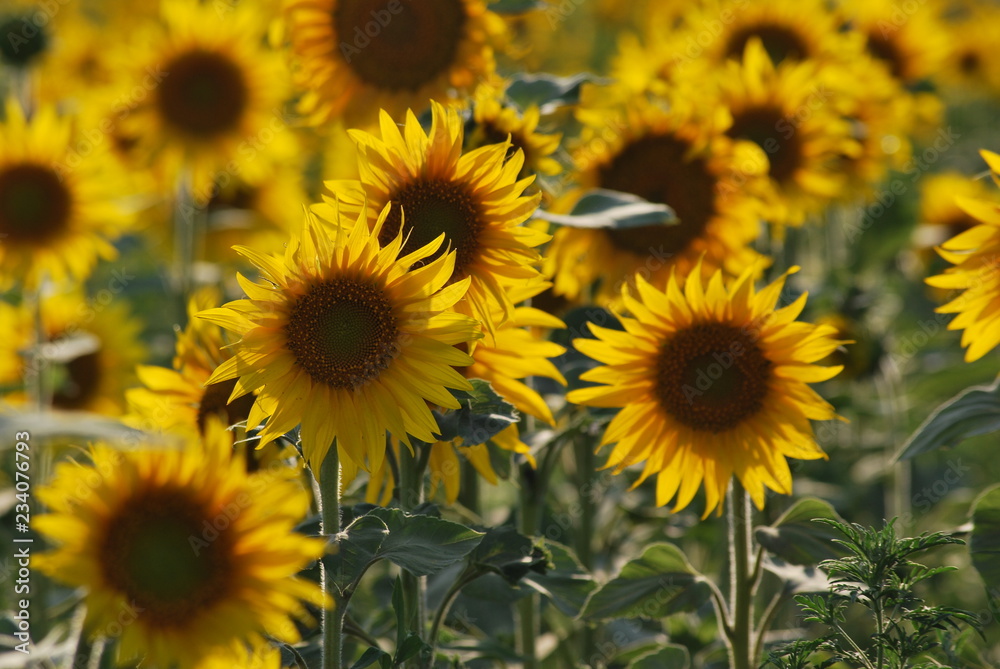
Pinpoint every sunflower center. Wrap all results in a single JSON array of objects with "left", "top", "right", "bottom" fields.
[
  {"left": 99, "top": 488, "right": 234, "bottom": 626},
  {"left": 51, "top": 350, "right": 102, "bottom": 411},
  {"left": 197, "top": 378, "right": 257, "bottom": 434},
  {"left": 726, "top": 106, "right": 802, "bottom": 184},
  {"left": 597, "top": 135, "right": 719, "bottom": 258},
  {"left": 865, "top": 32, "right": 907, "bottom": 81},
  {"left": 655, "top": 323, "right": 771, "bottom": 432},
  {"left": 0, "top": 16, "right": 48, "bottom": 67},
  {"left": 959, "top": 51, "right": 981, "bottom": 75},
  {"left": 333, "top": 0, "right": 467, "bottom": 91},
  {"left": 157, "top": 49, "right": 249, "bottom": 138},
  {"left": 285, "top": 278, "right": 400, "bottom": 389},
  {"left": 723, "top": 23, "right": 809, "bottom": 64},
  {"left": 0, "top": 164, "right": 72, "bottom": 245},
  {"left": 381, "top": 178, "right": 482, "bottom": 276}
]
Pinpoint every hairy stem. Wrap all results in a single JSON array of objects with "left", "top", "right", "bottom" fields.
[
  {"left": 728, "top": 480, "right": 754, "bottom": 669},
  {"left": 319, "top": 445, "right": 344, "bottom": 669}
]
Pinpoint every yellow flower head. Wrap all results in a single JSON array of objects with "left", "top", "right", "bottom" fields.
[
  {"left": 703, "top": 38, "right": 861, "bottom": 229},
  {"left": 35, "top": 425, "right": 326, "bottom": 668},
  {"left": 926, "top": 151, "right": 1000, "bottom": 362},
  {"left": 568, "top": 264, "right": 845, "bottom": 516},
  {"left": 116, "top": 0, "right": 294, "bottom": 203},
  {"left": 545, "top": 89, "right": 766, "bottom": 308},
  {"left": 0, "top": 101, "right": 131, "bottom": 289},
  {"left": 317, "top": 101, "right": 546, "bottom": 333},
  {"left": 285, "top": 0, "right": 505, "bottom": 124},
  {"left": 466, "top": 82, "right": 562, "bottom": 179},
  {"left": 199, "top": 203, "right": 482, "bottom": 476}
]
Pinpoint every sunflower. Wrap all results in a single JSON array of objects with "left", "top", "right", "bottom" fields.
[
  {"left": 127, "top": 288, "right": 258, "bottom": 440},
  {"left": 465, "top": 82, "right": 562, "bottom": 180},
  {"left": 678, "top": 0, "right": 860, "bottom": 68},
  {"left": 0, "top": 293, "right": 146, "bottom": 415},
  {"left": 704, "top": 38, "right": 860, "bottom": 230},
  {"left": 317, "top": 102, "right": 546, "bottom": 332},
  {"left": 198, "top": 203, "right": 482, "bottom": 476},
  {"left": 914, "top": 171, "right": 1000, "bottom": 252},
  {"left": 430, "top": 281, "right": 565, "bottom": 502},
  {"left": 35, "top": 424, "right": 326, "bottom": 668},
  {"left": 116, "top": 0, "right": 293, "bottom": 203},
  {"left": 840, "top": 0, "right": 948, "bottom": 86},
  {"left": 285, "top": 0, "right": 504, "bottom": 125},
  {"left": 0, "top": 0, "right": 64, "bottom": 70},
  {"left": 544, "top": 89, "right": 765, "bottom": 308},
  {"left": 926, "top": 151, "right": 1000, "bottom": 362},
  {"left": 567, "top": 264, "right": 845, "bottom": 515},
  {"left": 0, "top": 101, "right": 131, "bottom": 289},
  {"left": 938, "top": 3, "right": 1000, "bottom": 98}
]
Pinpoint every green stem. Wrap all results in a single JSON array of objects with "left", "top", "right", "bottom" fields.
[
  {"left": 319, "top": 445, "right": 344, "bottom": 669},
  {"left": 172, "top": 171, "right": 200, "bottom": 322},
  {"left": 427, "top": 570, "right": 479, "bottom": 667},
  {"left": 753, "top": 589, "right": 787, "bottom": 661},
  {"left": 29, "top": 287, "right": 47, "bottom": 412},
  {"left": 728, "top": 480, "right": 754, "bottom": 669},
  {"left": 398, "top": 443, "right": 428, "bottom": 666},
  {"left": 517, "top": 464, "right": 539, "bottom": 669}
]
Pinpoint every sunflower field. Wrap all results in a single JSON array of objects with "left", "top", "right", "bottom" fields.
[{"left": 3, "top": 0, "right": 1000, "bottom": 667}]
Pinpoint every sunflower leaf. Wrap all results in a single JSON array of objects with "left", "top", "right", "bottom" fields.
[
  {"left": 368, "top": 507, "right": 484, "bottom": 576},
  {"left": 755, "top": 497, "right": 845, "bottom": 566},
  {"left": 436, "top": 379, "right": 519, "bottom": 447},
  {"left": 506, "top": 72, "right": 608, "bottom": 112},
  {"left": 467, "top": 526, "right": 549, "bottom": 585},
  {"left": 582, "top": 543, "right": 711, "bottom": 620},
  {"left": 970, "top": 484, "right": 1000, "bottom": 591},
  {"left": 896, "top": 378, "right": 1000, "bottom": 461},
  {"left": 521, "top": 540, "right": 598, "bottom": 616},
  {"left": 349, "top": 647, "right": 393, "bottom": 669},
  {"left": 328, "top": 514, "right": 390, "bottom": 594},
  {"left": 626, "top": 644, "right": 691, "bottom": 669},
  {"left": 534, "top": 189, "right": 677, "bottom": 230}
]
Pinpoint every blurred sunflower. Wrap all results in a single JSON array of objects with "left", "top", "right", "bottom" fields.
[
  {"left": 318, "top": 102, "right": 546, "bottom": 332},
  {"left": 35, "top": 11, "right": 116, "bottom": 106},
  {"left": 0, "top": 0, "right": 64, "bottom": 71},
  {"left": 914, "top": 171, "right": 1000, "bottom": 252},
  {"left": 127, "top": 288, "right": 257, "bottom": 439},
  {"left": 285, "top": 0, "right": 504, "bottom": 124},
  {"left": 568, "top": 265, "right": 845, "bottom": 515},
  {"left": 465, "top": 82, "right": 562, "bottom": 180},
  {"left": 35, "top": 424, "right": 326, "bottom": 669},
  {"left": 679, "top": 0, "right": 859, "bottom": 68},
  {"left": 926, "top": 151, "right": 1000, "bottom": 362},
  {"left": 708, "top": 39, "right": 859, "bottom": 229},
  {"left": 938, "top": 3, "right": 1000, "bottom": 98},
  {"left": 545, "top": 90, "right": 765, "bottom": 307},
  {"left": 118, "top": 0, "right": 292, "bottom": 203},
  {"left": 0, "top": 101, "right": 131, "bottom": 289},
  {"left": 840, "top": 0, "right": 948, "bottom": 86},
  {"left": 199, "top": 205, "right": 482, "bottom": 475},
  {"left": 0, "top": 293, "right": 146, "bottom": 415},
  {"left": 828, "top": 58, "right": 918, "bottom": 196}
]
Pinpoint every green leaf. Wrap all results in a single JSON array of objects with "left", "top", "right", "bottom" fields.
[
  {"left": 327, "top": 514, "right": 390, "bottom": 593},
  {"left": 627, "top": 644, "right": 691, "bottom": 669},
  {"left": 369, "top": 508, "right": 484, "bottom": 576},
  {"left": 534, "top": 189, "right": 677, "bottom": 230},
  {"left": 522, "top": 540, "right": 597, "bottom": 616},
  {"left": 350, "top": 647, "right": 393, "bottom": 669},
  {"left": 582, "top": 543, "right": 710, "bottom": 620},
  {"left": 468, "top": 526, "right": 548, "bottom": 584},
  {"left": 506, "top": 72, "right": 607, "bottom": 111},
  {"left": 755, "top": 497, "right": 845, "bottom": 566},
  {"left": 436, "top": 379, "right": 519, "bottom": 447},
  {"left": 488, "top": 0, "right": 547, "bottom": 13},
  {"left": 896, "top": 378, "right": 1000, "bottom": 460},
  {"left": 970, "top": 484, "right": 1000, "bottom": 587},
  {"left": 393, "top": 633, "right": 429, "bottom": 666}
]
